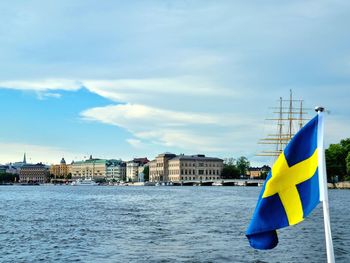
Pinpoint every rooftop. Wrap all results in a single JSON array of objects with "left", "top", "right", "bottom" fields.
[{"left": 152, "top": 153, "right": 223, "bottom": 162}]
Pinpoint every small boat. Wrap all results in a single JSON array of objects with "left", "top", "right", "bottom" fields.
[
  {"left": 212, "top": 181, "right": 223, "bottom": 186},
  {"left": 71, "top": 178, "right": 99, "bottom": 186}
]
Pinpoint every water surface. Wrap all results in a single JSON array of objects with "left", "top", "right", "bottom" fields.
[{"left": 0, "top": 186, "right": 349, "bottom": 262}]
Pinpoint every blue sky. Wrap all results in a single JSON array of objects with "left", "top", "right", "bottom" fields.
[{"left": 1, "top": 0, "right": 350, "bottom": 165}]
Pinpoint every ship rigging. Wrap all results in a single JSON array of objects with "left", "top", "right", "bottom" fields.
[{"left": 258, "top": 90, "right": 310, "bottom": 158}]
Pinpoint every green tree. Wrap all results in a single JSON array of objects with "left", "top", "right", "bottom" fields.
[
  {"left": 236, "top": 156, "right": 250, "bottom": 176},
  {"left": 221, "top": 165, "right": 240, "bottom": 179},
  {"left": 340, "top": 138, "right": 350, "bottom": 155},
  {"left": 346, "top": 152, "right": 350, "bottom": 180},
  {"left": 325, "top": 138, "right": 350, "bottom": 182},
  {"left": 260, "top": 171, "right": 269, "bottom": 180},
  {"left": 0, "top": 173, "right": 18, "bottom": 183},
  {"left": 222, "top": 157, "right": 239, "bottom": 179},
  {"left": 223, "top": 158, "right": 236, "bottom": 166},
  {"left": 326, "top": 143, "right": 347, "bottom": 181}
]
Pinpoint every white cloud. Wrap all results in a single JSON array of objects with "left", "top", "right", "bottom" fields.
[
  {"left": 0, "top": 79, "right": 82, "bottom": 91},
  {"left": 126, "top": 138, "right": 144, "bottom": 148},
  {"left": 36, "top": 92, "right": 62, "bottom": 100},
  {"left": 2, "top": 76, "right": 349, "bottom": 167},
  {"left": 0, "top": 76, "right": 271, "bottom": 161},
  {"left": 0, "top": 141, "right": 84, "bottom": 165},
  {"left": 0, "top": 0, "right": 349, "bottom": 165},
  {"left": 81, "top": 103, "right": 227, "bottom": 126},
  {"left": 83, "top": 77, "right": 236, "bottom": 105},
  {"left": 0, "top": 76, "right": 256, "bottom": 155},
  {"left": 81, "top": 103, "right": 259, "bottom": 153}
]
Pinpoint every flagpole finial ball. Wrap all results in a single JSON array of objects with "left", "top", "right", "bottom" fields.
[{"left": 315, "top": 106, "right": 325, "bottom": 112}]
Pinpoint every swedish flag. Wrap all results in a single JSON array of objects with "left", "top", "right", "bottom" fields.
[{"left": 246, "top": 115, "right": 321, "bottom": 249}]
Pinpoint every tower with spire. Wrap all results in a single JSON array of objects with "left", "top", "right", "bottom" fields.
[{"left": 23, "top": 153, "right": 27, "bottom": 164}]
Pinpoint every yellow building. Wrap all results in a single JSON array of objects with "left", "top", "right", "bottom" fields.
[
  {"left": 247, "top": 165, "right": 271, "bottom": 179},
  {"left": 50, "top": 158, "right": 69, "bottom": 178},
  {"left": 149, "top": 153, "right": 223, "bottom": 182},
  {"left": 70, "top": 155, "right": 107, "bottom": 179}
]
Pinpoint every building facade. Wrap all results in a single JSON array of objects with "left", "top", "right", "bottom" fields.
[
  {"left": 70, "top": 155, "right": 107, "bottom": 179},
  {"left": 50, "top": 158, "right": 69, "bottom": 178},
  {"left": 106, "top": 160, "right": 126, "bottom": 181},
  {"left": 126, "top": 158, "right": 149, "bottom": 182},
  {"left": 0, "top": 165, "right": 18, "bottom": 175},
  {"left": 10, "top": 153, "right": 28, "bottom": 173},
  {"left": 148, "top": 153, "right": 176, "bottom": 182},
  {"left": 149, "top": 153, "right": 224, "bottom": 182},
  {"left": 137, "top": 163, "right": 149, "bottom": 182},
  {"left": 247, "top": 165, "right": 271, "bottom": 179},
  {"left": 19, "top": 163, "right": 50, "bottom": 183}
]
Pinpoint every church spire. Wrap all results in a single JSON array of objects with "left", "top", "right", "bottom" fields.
[{"left": 23, "top": 153, "right": 27, "bottom": 164}]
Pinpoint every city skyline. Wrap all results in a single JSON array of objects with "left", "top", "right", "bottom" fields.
[{"left": 1, "top": 1, "right": 350, "bottom": 166}]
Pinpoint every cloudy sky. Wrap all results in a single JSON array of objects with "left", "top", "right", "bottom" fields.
[{"left": 1, "top": 0, "right": 350, "bottom": 165}]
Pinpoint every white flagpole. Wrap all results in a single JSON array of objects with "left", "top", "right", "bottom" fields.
[{"left": 316, "top": 106, "right": 335, "bottom": 263}]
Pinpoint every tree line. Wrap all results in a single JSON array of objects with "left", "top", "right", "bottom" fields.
[
  {"left": 221, "top": 156, "right": 252, "bottom": 179},
  {"left": 0, "top": 173, "right": 19, "bottom": 184},
  {"left": 326, "top": 138, "right": 350, "bottom": 182}
]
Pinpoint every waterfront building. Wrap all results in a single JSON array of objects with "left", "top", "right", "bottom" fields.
[
  {"left": 6, "top": 164, "right": 19, "bottom": 175},
  {"left": 106, "top": 160, "right": 126, "bottom": 181},
  {"left": 247, "top": 165, "right": 271, "bottom": 179},
  {"left": 11, "top": 153, "right": 27, "bottom": 171},
  {"left": 126, "top": 158, "right": 149, "bottom": 182},
  {"left": 19, "top": 163, "right": 50, "bottom": 183},
  {"left": 149, "top": 153, "right": 176, "bottom": 182},
  {"left": 137, "top": 163, "right": 149, "bottom": 182},
  {"left": 67, "top": 163, "right": 72, "bottom": 176},
  {"left": 70, "top": 155, "right": 108, "bottom": 179},
  {"left": 50, "top": 158, "right": 69, "bottom": 178},
  {"left": 149, "top": 153, "right": 224, "bottom": 183},
  {"left": 0, "top": 164, "right": 18, "bottom": 175}
]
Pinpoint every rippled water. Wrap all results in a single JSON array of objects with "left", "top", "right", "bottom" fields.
[{"left": 0, "top": 186, "right": 349, "bottom": 263}]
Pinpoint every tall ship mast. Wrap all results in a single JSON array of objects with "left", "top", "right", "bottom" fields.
[{"left": 258, "top": 90, "right": 309, "bottom": 158}]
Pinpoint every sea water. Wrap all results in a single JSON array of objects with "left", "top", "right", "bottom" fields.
[{"left": 0, "top": 186, "right": 349, "bottom": 263}]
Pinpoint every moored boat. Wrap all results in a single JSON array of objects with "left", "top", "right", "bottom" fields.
[{"left": 71, "top": 178, "right": 99, "bottom": 186}]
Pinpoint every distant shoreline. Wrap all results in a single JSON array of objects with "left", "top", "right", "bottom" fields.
[
  {"left": 2, "top": 181, "right": 350, "bottom": 189},
  {"left": 328, "top": 181, "right": 350, "bottom": 189}
]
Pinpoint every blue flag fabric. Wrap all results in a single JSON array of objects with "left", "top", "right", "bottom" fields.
[{"left": 246, "top": 115, "right": 320, "bottom": 249}]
